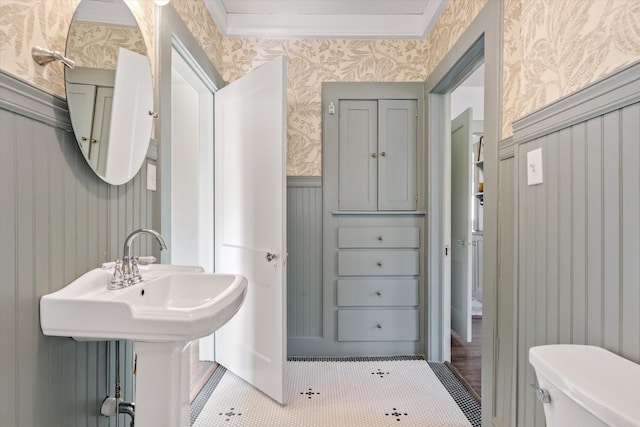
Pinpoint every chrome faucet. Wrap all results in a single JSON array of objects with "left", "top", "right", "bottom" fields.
[{"left": 109, "top": 229, "right": 167, "bottom": 289}]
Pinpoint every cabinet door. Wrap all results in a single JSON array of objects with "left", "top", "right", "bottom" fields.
[
  {"left": 338, "top": 100, "right": 378, "bottom": 211},
  {"left": 66, "top": 82, "right": 96, "bottom": 157},
  {"left": 91, "top": 86, "right": 114, "bottom": 173},
  {"left": 378, "top": 100, "right": 417, "bottom": 211}
]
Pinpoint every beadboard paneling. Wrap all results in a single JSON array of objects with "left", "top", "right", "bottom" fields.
[
  {"left": 286, "top": 177, "right": 323, "bottom": 343},
  {"left": 512, "top": 62, "right": 640, "bottom": 427},
  {"left": 493, "top": 137, "right": 515, "bottom": 427},
  {"left": 0, "top": 71, "right": 154, "bottom": 427}
]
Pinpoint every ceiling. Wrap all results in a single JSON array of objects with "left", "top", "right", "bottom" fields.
[{"left": 204, "top": 0, "right": 449, "bottom": 39}]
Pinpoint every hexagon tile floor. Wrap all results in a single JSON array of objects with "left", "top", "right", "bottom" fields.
[{"left": 191, "top": 357, "right": 481, "bottom": 426}]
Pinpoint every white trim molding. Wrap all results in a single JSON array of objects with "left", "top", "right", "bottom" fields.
[{"left": 204, "top": 0, "right": 448, "bottom": 39}]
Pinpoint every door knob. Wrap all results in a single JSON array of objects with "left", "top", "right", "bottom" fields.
[
  {"left": 380, "top": 151, "right": 386, "bottom": 157},
  {"left": 266, "top": 252, "right": 277, "bottom": 262},
  {"left": 371, "top": 152, "right": 377, "bottom": 158}
]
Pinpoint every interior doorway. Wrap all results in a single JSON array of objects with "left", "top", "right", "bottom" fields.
[
  {"left": 170, "top": 46, "right": 217, "bottom": 401},
  {"left": 423, "top": 3, "right": 500, "bottom": 423},
  {"left": 449, "top": 63, "right": 484, "bottom": 399}
]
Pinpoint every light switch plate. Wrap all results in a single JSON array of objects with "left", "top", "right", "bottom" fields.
[
  {"left": 146, "top": 163, "right": 157, "bottom": 191},
  {"left": 527, "top": 148, "right": 543, "bottom": 186}
]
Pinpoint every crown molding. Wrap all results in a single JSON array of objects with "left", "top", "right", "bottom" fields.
[{"left": 205, "top": 0, "right": 447, "bottom": 39}]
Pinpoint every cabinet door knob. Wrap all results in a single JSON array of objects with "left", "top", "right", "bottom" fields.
[
  {"left": 380, "top": 151, "right": 386, "bottom": 157},
  {"left": 375, "top": 291, "right": 382, "bottom": 296},
  {"left": 377, "top": 235, "right": 383, "bottom": 241},
  {"left": 90, "top": 138, "right": 97, "bottom": 143},
  {"left": 81, "top": 136, "right": 88, "bottom": 141},
  {"left": 376, "top": 324, "right": 382, "bottom": 329},
  {"left": 376, "top": 262, "right": 382, "bottom": 267},
  {"left": 371, "top": 152, "right": 377, "bottom": 158}
]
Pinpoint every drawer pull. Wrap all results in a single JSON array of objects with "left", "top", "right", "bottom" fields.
[
  {"left": 376, "top": 324, "right": 383, "bottom": 329},
  {"left": 377, "top": 235, "right": 383, "bottom": 241},
  {"left": 375, "top": 291, "right": 382, "bottom": 296},
  {"left": 376, "top": 262, "right": 382, "bottom": 267}
]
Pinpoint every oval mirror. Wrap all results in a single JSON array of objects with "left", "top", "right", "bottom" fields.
[{"left": 65, "top": 0, "right": 154, "bottom": 185}]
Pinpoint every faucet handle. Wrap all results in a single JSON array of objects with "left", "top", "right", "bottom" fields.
[
  {"left": 137, "top": 256, "right": 157, "bottom": 265},
  {"left": 131, "top": 258, "right": 141, "bottom": 280},
  {"left": 108, "top": 260, "right": 125, "bottom": 290}
]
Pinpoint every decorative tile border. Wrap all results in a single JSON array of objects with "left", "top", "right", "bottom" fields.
[{"left": 428, "top": 362, "right": 482, "bottom": 427}]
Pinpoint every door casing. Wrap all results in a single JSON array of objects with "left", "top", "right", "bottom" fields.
[{"left": 423, "top": 2, "right": 502, "bottom": 425}]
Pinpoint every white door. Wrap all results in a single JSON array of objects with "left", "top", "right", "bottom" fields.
[
  {"left": 106, "top": 47, "right": 153, "bottom": 185},
  {"left": 170, "top": 48, "right": 216, "bottom": 361},
  {"left": 214, "top": 56, "right": 287, "bottom": 404},
  {"left": 450, "top": 108, "right": 473, "bottom": 342}
]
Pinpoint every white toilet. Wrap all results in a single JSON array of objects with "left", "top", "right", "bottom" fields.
[{"left": 529, "top": 344, "right": 640, "bottom": 427}]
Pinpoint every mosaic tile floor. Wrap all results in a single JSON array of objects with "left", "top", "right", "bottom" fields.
[{"left": 191, "top": 357, "right": 481, "bottom": 426}]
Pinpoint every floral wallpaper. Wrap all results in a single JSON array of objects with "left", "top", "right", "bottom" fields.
[
  {"left": 2, "top": 0, "right": 640, "bottom": 171},
  {"left": 516, "top": 0, "right": 640, "bottom": 126},
  {"left": 123, "top": 0, "right": 154, "bottom": 75},
  {"left": 222, "top": 38, "right": 429, "bottom": 176},
  {"left": 0, "top": 0, "right": 80, "bottom": 97},
  {"left": 66, "top": 21, "right": 146, "bottom": 70},
  {"left": 0, "top": 0, "right": 153, "bottom": 98},
  {"left": 219, "top": 0, "right": 487, "bottom": 175},
  {"left": 422, "top": 0, "right": 487, "bottom": 79},
  {"left": 171, "top": 0, "right": 225, "bottom": 76},
  {"left": 502, "top": 0, "right": 523, "bottom": 140}
]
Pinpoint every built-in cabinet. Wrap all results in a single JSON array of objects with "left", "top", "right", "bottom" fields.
[
  {"left": 336, "top": 218, "right": 422, "bottom": 345},
  {"left": 338, "top": 99, "right": 417, "bottom": 211},
  {"left": 66, "top": 67, "right": 115, "bottom": 172},
  {"left": 289, "top": 82, "right": 424, "bottom": 357}
]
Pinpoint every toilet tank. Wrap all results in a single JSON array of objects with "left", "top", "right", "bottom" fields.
[{"left": 529, "top": 345, "right": 640, "bottom": 427}]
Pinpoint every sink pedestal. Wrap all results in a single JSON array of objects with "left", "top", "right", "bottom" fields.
[{"left": 134, "top": 341, "right": 190, "bottom": 427}]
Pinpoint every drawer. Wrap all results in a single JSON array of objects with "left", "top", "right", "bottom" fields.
[
  {"left": 337, "top": 279, "right": 418, "bottom": 306},
  {"left": 338, "top": 309, "right": 419, "bottom": 341},
  {"left": 338, "top": 227, "right": 419, "bottom": 248},
  {"left": 338, "top": 250, "right": 419, "bottom": 276}
]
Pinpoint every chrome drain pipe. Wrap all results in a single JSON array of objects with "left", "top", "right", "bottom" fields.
[
  {"left": 115, "top": 341, "right": 121, "bottom": 427},
  {"left": 118, "top": 401, "right": 135, "bottom": 427},
  {"left": 101, "top": 341, "right": 135, "bottom": 426}
]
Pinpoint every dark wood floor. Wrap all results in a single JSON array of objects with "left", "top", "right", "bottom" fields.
[
  {"left": 450, "top": 316, "right": 482, "bottom": 400},
  {"left": 190, "top": 340, "right": 218, "bottom": 402}
]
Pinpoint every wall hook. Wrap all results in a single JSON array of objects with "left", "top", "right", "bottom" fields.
[{"left": 31, "top": 46, "right": 75, "bottom": 69}]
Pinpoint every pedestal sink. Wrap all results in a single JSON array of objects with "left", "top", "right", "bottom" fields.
[{"left": 40, "top": 264, "right": 248, "bottom": 427}]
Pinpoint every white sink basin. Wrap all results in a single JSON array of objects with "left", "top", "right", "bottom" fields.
[
  {"left": 40, "top": 264, "right": 248, "bottom": 342},
  {"left": 40, "top": 262, "right": 249, "bottom": 427}
]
